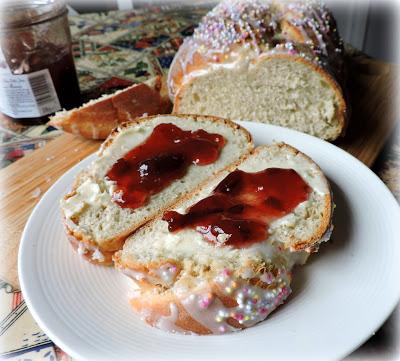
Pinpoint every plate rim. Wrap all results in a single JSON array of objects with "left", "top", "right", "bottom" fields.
[{"left": 18, "top": 121, "right": 400, "bottom": 361}]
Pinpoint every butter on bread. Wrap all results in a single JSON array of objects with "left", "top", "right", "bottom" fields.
[
  {"left": 114, "top": 143, "right": 333, "bottom": 334},
  {"left": 50, "top": 76, "right": 172, "bottom": 140},
  {"left": 61, "top": 114, "right": 253, "bottom": 265}
]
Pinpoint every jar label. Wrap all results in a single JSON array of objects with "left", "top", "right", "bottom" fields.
[{"left": 0, "top": 68, "right": 62, "bottom": 118}]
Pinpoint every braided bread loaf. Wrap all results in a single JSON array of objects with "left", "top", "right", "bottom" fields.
[{"left": 169, "top": 0, "right": 347, "bottom": 140}]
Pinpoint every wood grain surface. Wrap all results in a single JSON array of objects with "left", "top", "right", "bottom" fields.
[
  {"left": 0, "top": 53, "right": 398, "bottom": 288},
  {"left": 0, "top": 135, "right": 101, "bottom": 287}
]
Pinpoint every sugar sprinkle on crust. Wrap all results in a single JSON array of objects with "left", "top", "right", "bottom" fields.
[{"left": 169, "top": 0, "right": 347, "bottom": 141}]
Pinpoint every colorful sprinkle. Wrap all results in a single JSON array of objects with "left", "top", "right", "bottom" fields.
[
  {"left": 234, "top": 313, "right": 244, "bottom": 321},
  {"left": 175, "top": 0, "right": 344, "bottom": 92}
]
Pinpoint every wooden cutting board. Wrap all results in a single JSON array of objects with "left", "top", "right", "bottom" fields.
[{"left": 0, "top": 52, "right": 398, "bottom": 289}]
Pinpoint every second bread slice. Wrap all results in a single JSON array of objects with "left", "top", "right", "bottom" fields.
[{"left": 114, "top": 143, "right": 333, "bottom": 334}]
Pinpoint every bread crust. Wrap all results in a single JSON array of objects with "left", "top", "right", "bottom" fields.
[
  {"left": 49, "top": 76, "right": 172, "bottom": 140},
  {"left": 99, "top": 113, "right": 253, "bottom": 155},
  {"left": 62, "top": 114, "right": 254, "bottom": 266},
  {"left": 172, "top": 53, "right": 347, "bottom": 140}
]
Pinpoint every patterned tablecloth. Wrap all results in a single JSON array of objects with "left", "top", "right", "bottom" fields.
[
  {"left": 0, "top": 4, "right": 206, "bottom": 169},
  {"left": 0, "top": 4, "right": 398, "bottom": 361}
]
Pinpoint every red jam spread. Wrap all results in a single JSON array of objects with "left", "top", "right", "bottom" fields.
[
  {"left": 163, "top": 168, "right": 311, "bottom": 248},
  {"left": 106, "top": 123, "right": 226, "bottom": 209}
]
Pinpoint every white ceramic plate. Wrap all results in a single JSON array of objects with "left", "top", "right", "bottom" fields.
[{"left": 19, "top": 122, "right": 400, "bottom": 361}]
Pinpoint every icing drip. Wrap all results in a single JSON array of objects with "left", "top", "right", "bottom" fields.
[
  {"left": 121, "top": 263, "right": 179, "bottom": 286},
  {"left": 91, "top": 248, "right": 105, "bottom": 262},
  {"left": 181, "top": 293, "right": 238, "bottom": 334},
  {"left": 75, "top": 240, "right": 106, "bottom": 263},
  {"left": 121, "top": 268, "right": 147, "bottom": 281},
  {"left": 153, "top": 263, "right": 178, "bottom": 286},
  {"left": 155, "top": 303, "right": 192, "bottom": 334}
]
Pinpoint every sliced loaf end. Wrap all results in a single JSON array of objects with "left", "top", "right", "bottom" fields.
[
  {"left": 50, "top": 76, "right": 172, "bottom": 140},
  {"left": 173, "top": 55, "right": 346, "bottom": 141}
]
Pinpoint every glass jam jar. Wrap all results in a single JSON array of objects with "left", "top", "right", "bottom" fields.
[{"left": 0, "top": 0, "right": 81, "bottom": 125}]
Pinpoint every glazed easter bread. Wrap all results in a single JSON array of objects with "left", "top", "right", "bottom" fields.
[
  {"left": 61, "top": 114, "right": 253, "bottom": 265},
  {"left": 50, "top": 76, "right": 172, "bottom": 140},
  {"left": 114, "top": 143, "right": 333, "bottom": 335},
  {"left": 169, "top": 0, "right": 347, "bottom": 140}
]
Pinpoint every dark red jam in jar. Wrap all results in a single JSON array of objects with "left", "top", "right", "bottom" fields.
[
  {"left": 106, "top": 123, "right": 226, "bottom": 209},
  {"left": 163, "top": 168, "right": 311, "bottom": 248},
  {"left": 0, "top": 1, "right": 81, "bottom": 125}
]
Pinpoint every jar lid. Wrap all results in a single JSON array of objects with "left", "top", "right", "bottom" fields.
[{"left": 0, "top": 0, "right": 66, "bottom": 29}]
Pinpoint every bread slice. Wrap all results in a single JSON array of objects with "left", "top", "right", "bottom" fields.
[
  {"left": 49, "top": 76, "right": 172, "bottom": 140},
  {"left": 61, "top": 114, "right": 253, "bottom": 265},
  {"left": 114, "top": 143, "right": 333, "bottom": 334}
]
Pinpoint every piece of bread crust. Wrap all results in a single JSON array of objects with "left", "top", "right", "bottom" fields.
[
  {"left": 49, "top": 76, "right": 172, "bottom": 140},
  {"left": 62, "top": 114, "right": 254, "bottom": 266}
]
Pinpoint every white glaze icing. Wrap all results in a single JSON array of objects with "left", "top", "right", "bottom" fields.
[
  {"left": 180, "top": 292, "right": 238, "bottom": 334},
  {"left": 121, "top": 264, "right": 178, "bottom": 287},
  {"left": 153, "top": 264, "right": 178, "bottom": 286},
  {"left": 91, "top": 248, "right": 105, "bottom": 262},
  {"left": 146, "top": 267, "right": 292, "bottom": 335},
  {"left": 77, "top": 242, "right": 87, "bottom": 256},
  {"left": 121, "top": 268, "right": 148, "bottom": 281},
  {"left": 75, "top": 240, "right": 107, "bottom": 263},
  {"left": 155, "top": 303, "right": 188, "bottom": 334}
]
